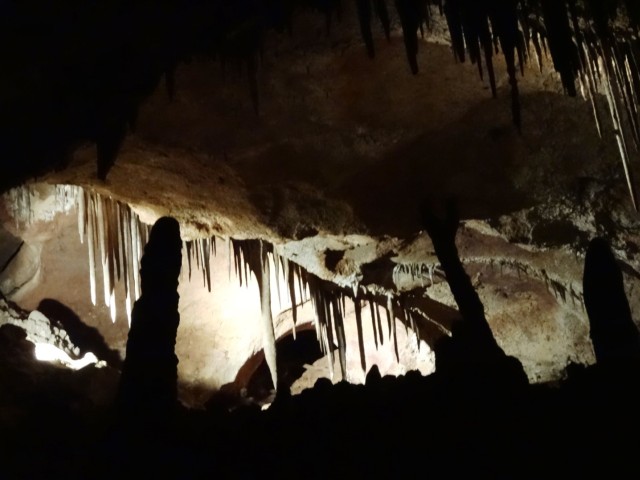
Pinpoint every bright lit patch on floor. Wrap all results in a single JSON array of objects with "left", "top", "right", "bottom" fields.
[{"left": 34, "top": 342, "right": 104, "bottom": 370}]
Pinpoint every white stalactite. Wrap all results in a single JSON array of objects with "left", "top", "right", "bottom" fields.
[
  {"left": 87, "top": 195, "right": 97, "bottom": 306},
  {"left": 77, "top": 188, "right": 86, "bottom": 244},
  {"left": 388, "top": 295, "right": 399, "bottom": 361},
  {"left": 260, "top": 248, "right": 278, "bottom": 391},
  {"left": 110, "top": 290, "right": 116, "bottom": 323},
  {"left": 70, "top": 186, "right": 148, "bottom": 326},
  {"left": 354, "top": 297, "right": 366, "bottom": 373},
  {"left": 332, "top": 297, "right": 347, "bottom": 381}
]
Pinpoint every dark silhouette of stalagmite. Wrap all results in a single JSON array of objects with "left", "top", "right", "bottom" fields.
[
  {"left": 583, "top": 237, "right": 640, "bottom": 364},
  {"left": 421, "top": 200, "right": 526, "bottom": 384},
  {"left": 116, "top": 217, "right": 182, "bottom": 418}
]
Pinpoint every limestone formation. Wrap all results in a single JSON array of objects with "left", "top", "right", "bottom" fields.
[{"left": 116, "top": 217, "right": 182, "bottom": 417}]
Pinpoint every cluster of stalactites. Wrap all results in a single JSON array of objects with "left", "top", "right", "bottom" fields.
[
  {"left": 4, "top": 186, "right": 33, "bottom": 227},
  {"left": 481, "top": 257, "right": 584, "bottom": 308},
  {"left": 21, "top": 185, "right": 427, "bottom": 388},
  {"left": 501, "top": 0, "right": 640, "bottom": 211},
  {"left": 441, "top": 1, "right": 640, "bottom": 209},
  {"left": 226, "top": 238, "right": 422, "bottom": 387},
  {"left": 2, "top": 185, "right": 147, "bottom": 324},
  {"left": 393, "top": 262, "right": 438, "bottom": 287},
  {"left": 75, "top": 187, "right": 149, "bottom": 326},
  {"left": 4, "top": 184, "right": 77, "bottom": 227},
  {"left": 361, "top": 1, "right": 638, "bottom": 209},
  {"left": 183, "top": 237, "right": 217, "bottom": 292}
]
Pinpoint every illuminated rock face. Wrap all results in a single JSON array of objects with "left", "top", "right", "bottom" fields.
[
  {"left": 0, "top": 186, "right": 438, "bottom": 406},
  {"left": 2, "top": 5, "right": 640, "bottom": 407}
]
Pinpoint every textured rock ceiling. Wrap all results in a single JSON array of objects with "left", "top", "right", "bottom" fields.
[{"left": 2, "top": 1, "right": 640, "bottom": 403}]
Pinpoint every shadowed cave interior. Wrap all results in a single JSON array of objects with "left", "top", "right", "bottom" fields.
[{"left": 2, "top": 1, "right": 640, "bottom": 477}]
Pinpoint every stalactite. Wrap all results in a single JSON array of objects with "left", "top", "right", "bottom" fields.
[
  {"left": 372, "top": 0, "right": 391, "bottom": 41},
  {"left": 369, "top": 301, "right": 379, "bottom": 349},
  {"left": 87, "top": 194, "right": 97, "bottom": 307},
  {"left": 489, "top": 0, "right": 522, "bottom": 129},
  {"left": 393, "top": 261, "right": 439, "bottom": 287},
  {"left": 395, "top": 0, "right": 421, "bottom": 74},
  {"left": 444, "top": 0, "right": 466, "bottom": 62},
  {"left": 121, "top": 209, "right": 131, "bottom": 325},
  {"left": 356, "top": 0, "right": 375, "bottom": 58},
  {"left": 227, "top": 237, "right": 232, "bottom": 282},
  {"left": 601, "top": 53, "right": 639, "bottom": 210},
  {"left": 77, "top": 188, "right": 86, "bottom": 244},
  {"left": 374, "top": 301, "right": 384, "bottom": 345},
  {"left": 95, "top": 197, "right": 109, "bottom": 310},
  {"left": 70, "top": 186, "right": 147, "bottom": 326},
  {"left": 388, "top": 295, "right": 400, "bottom": 361},
  {"left": 184, "top": 241, "right": 192, "bottom": 280},
  {"left": 259, "top": 245, "right": 278, "bottom": 391},
  {"left": 285, "top": 258, "right": 298, "bottom": 339},
  {"left": 4, "top": 186, "right": 32, "bottom": 229},
  {"left": 332, "top": 297, "right": 348, "bottom": 380},
  {"left": 354, "top": 297, "right": 367, "bottom": 372},
  {"left": 130, "top": 213, "right": 142, "bottom": 304},
  {"left": 230, "top": 239, "right": 279, "bottom": 389},
  {"left": 272, "top": 250, "right": 283, "bottom": 309},
  {"left": 206, "top": 238, "right": 213, "bottom": 292}
]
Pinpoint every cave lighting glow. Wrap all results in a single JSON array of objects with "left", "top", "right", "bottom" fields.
[{"left": 34, "top": 343, "right": 102, "bottom": 370}]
